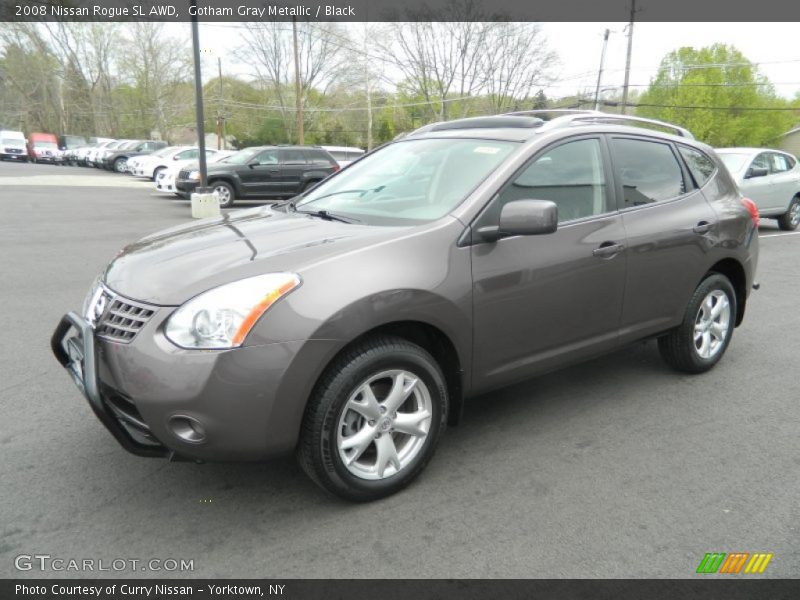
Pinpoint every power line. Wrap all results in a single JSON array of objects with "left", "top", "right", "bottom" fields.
[{"left": 603, "top": 100, "right": 800, "bottom": 111}]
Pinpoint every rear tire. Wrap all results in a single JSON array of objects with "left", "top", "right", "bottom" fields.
[
  {"left": 658, "top": 273, "right": 736, "bottom": 374},
  {"left": 298, "top": 336, "right": 447, "bottom": 502},
  {"left": 113, "top": 157, "right": 127, "bottom": 173},
  {"left": 777, "top": 196, "right": 800, "bottom": 231},
  {"left": 302, "top": 180, "right": 320, "bottom": 192}
]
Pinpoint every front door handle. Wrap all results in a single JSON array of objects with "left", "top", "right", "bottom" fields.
[
  {"left": 693, "top": 221, "right": 712, "bottom": 234},
  {"left": 592, "top": 242, "right": 624, "bottom": 258}
]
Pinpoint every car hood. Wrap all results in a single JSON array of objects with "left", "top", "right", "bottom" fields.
[{"left": 103, "top": 207, "right": 410, "bottom": 305}]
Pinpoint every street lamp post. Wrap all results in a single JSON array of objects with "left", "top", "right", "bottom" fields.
[{"left": 190, "top": 0, "right": 208, "bottom": 190}]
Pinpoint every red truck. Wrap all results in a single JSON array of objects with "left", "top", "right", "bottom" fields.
[{"left": 26, "top": 132, "right": 60, "bottom": 163}]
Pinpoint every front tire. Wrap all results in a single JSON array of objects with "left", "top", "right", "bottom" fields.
[
  {"left": 211, "top": 181, "right": 235, "bottom": 208},
  {"left": 777, "top": 196, "right": 800, "bottom": 231},
  {"left": 113, "top": 157, "right": 127, "bottom": 173},
  {"left": 298, "top": 336, "right": 447, "bottom": 502},
  {"left": 658, "top": 273, "right": 736, "bottom": 374}
]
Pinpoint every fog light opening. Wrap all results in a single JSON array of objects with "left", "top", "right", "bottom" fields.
[{"left": 169, "top": 416, "right": 206, "bottom": 444}]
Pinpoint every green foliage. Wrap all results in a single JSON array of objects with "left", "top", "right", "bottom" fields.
[{"left": 637, "top": 44, "right": 796, "bottom": 147}]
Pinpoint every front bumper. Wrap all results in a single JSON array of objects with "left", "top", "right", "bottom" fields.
[
  {"left": 51, "top": 312, "right": 169, "bottom": 457},
  {"left": 175, "top": 179, "right": 199, "bottom": 195},
  {"left": 156, "top": 177, "right": 176, "bottom": 192},
  {"left": 51, "top": 310, "right": 338, "bottom": 462}
]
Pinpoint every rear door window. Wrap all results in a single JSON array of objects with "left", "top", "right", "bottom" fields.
[
  {"left": 280, "top": 149, "right": 307, "bottom": 165},
  {"left": 611, "top": 138, "right": 686, "bottom": 206},
  {"left": 768, "top": 153, "right": 792, "bottom": 173}
]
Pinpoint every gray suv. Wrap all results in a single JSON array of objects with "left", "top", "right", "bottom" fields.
[{"left": 52, "top": 111, "right": 759, "bottom": 501}]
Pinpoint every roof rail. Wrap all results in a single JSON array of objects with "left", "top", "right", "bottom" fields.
[
  {"left": 504, "top": 109, "right": 694, "bottom": 139},
  {"left": 408, "top": 115, "right": 544, "bottom": 136},
  {"left": 504, "top": 109, "right": 597, "bottom": 118}
]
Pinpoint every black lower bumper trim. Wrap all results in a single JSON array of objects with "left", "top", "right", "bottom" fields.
[{"left": 51, "top": 312, "right": 169, "bottom": 458}]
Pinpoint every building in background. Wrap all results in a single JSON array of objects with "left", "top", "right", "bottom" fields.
[{"left": 780, "top": 126, "right": 800, "bottom": 158}]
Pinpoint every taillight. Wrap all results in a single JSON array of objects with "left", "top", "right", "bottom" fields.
[
  {"left": 332, "top": 164, "right": 340, "bottom": 173},
  {"left": 741, "top": 197, "right": 759, "bottom": 227}
]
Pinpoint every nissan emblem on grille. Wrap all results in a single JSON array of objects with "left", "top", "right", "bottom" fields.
[{"left": 86, "top": 286, "right": 155, "bottom": 343}]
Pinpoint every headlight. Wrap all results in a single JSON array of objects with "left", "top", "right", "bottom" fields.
[
  {"left": 188, "top": 170, "right": 200, "bottom": 181},
  {"left": 165, "top": 273, "right": 301, "bottom": 349}
]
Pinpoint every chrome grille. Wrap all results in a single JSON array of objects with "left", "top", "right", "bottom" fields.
[{"left": 96, "top": 295, "right": 156, "bottom": 343}]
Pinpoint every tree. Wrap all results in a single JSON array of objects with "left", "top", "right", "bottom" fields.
[
  {"left": 117, "top": 23, "right": 191, "bottom": 140},
  {"left": 637, "top": 44, "right": 795, "bottom": 147},
  {"left": 481, "top": 23, "right": 556, "bottom": 114},
  {"left": 236, "top": 21, "right": 347, "bottom": 139}
]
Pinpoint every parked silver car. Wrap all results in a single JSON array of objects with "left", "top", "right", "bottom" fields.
[
  {"left": 53, "top": 111, "right": 759, "bottom": 501},
  {"left": 716, "top": 147, "right": 800, "bottom": 230}
]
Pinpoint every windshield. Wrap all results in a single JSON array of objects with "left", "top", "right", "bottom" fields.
[
  {"left": 223, "top": 148, "right": 263, "bottom": 165},
  {"left": 2, "top": 138, "right": 24, "bottom": 145},
  {"left": 295, "top": 138, "right": 517, "bottom": 225},
  {"left": 717, "top": 153, "right": 750, "bottom": 173},
  {"left": 34, "top": 141, "right": 58, "bottom": 149}
]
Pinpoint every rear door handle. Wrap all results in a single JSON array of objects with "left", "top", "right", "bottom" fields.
[
  {"left": 693, "top": 221, "right": 712, "bottom": 234},
  {"left": 592, "top": 242, "right": 625, "bottom": 258}
]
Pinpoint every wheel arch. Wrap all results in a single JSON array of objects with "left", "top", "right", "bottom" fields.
[
  {"left": 707, "top": 258, "right": 747, "bottom": 326},
  {"left": 308, "top": 320, "right": 465, "bottom": 428},
  {"left": 207, "top": 175, "right": 239, "bottom": 195}
]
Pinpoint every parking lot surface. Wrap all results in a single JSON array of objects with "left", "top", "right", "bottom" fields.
[{"left": 1, "top": 160, "right": 798, "bottom": 578}]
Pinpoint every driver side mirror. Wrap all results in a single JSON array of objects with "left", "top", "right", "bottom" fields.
[
  {"left": 746, "top": 166, "right": 769, "bottom": 179},
  {"left": 477, "top": 199, "right": 558, "bottom": 242}
]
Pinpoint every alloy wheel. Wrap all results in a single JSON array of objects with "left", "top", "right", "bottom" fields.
[
  {"left": 214, "top": 185, "right": 231, "bottom": 204},
  {"left": 693, "top": 290, "right": 731, "bottom": 359},
  {"left": 790, "top": 201, "right": 800, "bottom": 227},
  {"left": 336, "top": 369, "right": 433, "bottom": 480}
]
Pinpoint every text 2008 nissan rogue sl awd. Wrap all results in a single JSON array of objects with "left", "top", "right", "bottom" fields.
[{"left": 52, "top": 111, "right": 759, "bottom": 501}]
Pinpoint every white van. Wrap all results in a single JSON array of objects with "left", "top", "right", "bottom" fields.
[{"left": 0, "top": 130, "right": 28, "bottom": 161}]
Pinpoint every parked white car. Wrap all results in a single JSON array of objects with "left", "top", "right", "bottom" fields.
[
  {"left": 155, "top": 150, "right": 234, "bottom": 194},
  {"left": 86, "top": 140, "right": 121, "bottom": 167},
  {"left": 132, "top": 146, "right": 213, "bottom": 180},
  {"left": 321, "top": 145, "right": 365, "bottom": 168},
  {"left": 717, "top": 147, "right": 800, "bottom": 230}
]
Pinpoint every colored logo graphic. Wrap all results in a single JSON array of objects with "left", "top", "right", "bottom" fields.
[{"left": 696, "top": 552, "right": 773, "bottom": 574}]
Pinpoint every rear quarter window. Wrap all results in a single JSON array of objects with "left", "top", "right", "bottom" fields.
[
  {"left": 678, "top": 146, "right": 717, "bottom": 187},
  {"left": 304, "top": 149, "right": 336, "bottom": 165}
]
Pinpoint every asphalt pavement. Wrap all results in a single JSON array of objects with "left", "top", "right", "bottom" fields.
[{"left": 1, "top": 160, "right": 798, "bottom": 578}]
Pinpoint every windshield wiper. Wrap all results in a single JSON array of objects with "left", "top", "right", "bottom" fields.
[
  {"left": 295, "top": 208, "right": 360, "bottom": 224},
  {"left": 299, "top": 186, "right": 386, "bottom": 206}
]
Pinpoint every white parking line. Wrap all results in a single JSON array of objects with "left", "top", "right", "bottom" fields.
[{"left": 759, "top": 231, "right": 800, "bottom": 239}]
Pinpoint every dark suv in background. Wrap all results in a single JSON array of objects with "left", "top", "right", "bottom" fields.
[{"left": 175, "top": 145, "right": 339, "bottom": 207}]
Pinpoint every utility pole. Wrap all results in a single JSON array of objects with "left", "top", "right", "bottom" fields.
[
  {"left": 190, "top": 0, "right": 207, "bottom": 189},
  {"left": 219, "top": 57, "right": 226, "bottom": 150},
  {"left": 292, "top": 16, "right": 304, "bottom": 145},
  {"left": 621, "top": 0, "right": 637, "bottom": 114},
  {"left": 594, "top": 29, "right": 611, "bottom": 111},
  {"left": 216, "top": 57, "right": 223, "bottom": 150},
  {"left": 364, "top": 23, "right": 372, "bottom": 151}
]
